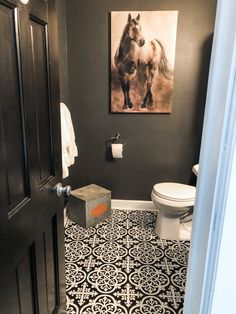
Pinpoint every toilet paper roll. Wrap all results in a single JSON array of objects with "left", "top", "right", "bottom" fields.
[{"left": 111, "top": 143, "right": 123, "bottom": 158}]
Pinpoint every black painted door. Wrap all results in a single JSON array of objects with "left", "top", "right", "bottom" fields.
[{"left": 0, "top": 0, "right": 65, "bottom": 313}]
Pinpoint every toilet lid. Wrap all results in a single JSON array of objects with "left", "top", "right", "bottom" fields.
[{"left": 153, "top": 182, "right": 196, "bottom": 202}]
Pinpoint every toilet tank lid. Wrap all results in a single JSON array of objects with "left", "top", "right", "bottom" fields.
[{"left": 153, "top": 182, "right": 196, "bottom": 202}]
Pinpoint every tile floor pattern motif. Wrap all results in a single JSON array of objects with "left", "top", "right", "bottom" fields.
[{"left": 65, "top": 209, "right": 190, "bottom": 314}]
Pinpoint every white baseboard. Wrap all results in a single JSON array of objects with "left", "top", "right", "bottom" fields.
[{"left": 111, "top": 199, "right": 156, "bottom": 211}]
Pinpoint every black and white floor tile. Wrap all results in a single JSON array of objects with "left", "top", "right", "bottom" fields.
[{"left": 65, "top": 209, "right": 190, "bottom": 314}]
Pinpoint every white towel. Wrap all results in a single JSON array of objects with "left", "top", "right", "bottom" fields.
[{"left": 60, "top": 102, "right": 78, "bottom": 178}]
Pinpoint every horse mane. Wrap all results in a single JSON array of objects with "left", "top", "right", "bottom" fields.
[
  {"left": 115, "top": 22, "right": 131, "bottom": 61},
  {"left": 119, "top": 23, "right": 130, "bottom": 47}
]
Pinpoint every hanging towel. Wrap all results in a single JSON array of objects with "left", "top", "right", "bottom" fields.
[{"left": 60, "top": 102, "right": 78, "bottom": 178}]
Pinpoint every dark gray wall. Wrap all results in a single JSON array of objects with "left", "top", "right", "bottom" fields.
[
  {"left": 56, "top": 0, "right": 70, "bottom": 106},
  {"left": 65, "top": 0, "right": 216, "bottom": 200},
  {"left": 56, "top": 0, "right": 74, "bottom": 189}
]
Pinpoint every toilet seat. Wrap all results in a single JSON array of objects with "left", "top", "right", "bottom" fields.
[
  {"left": 151, "top": 168, "right": 198, "bottom": 240},
  {"left": 153, "top": 182, "right": 195, "bottom": 202}
]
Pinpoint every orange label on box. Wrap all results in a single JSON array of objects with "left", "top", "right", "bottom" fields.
[{"left": 90, "top": 203, "right": 108, "bottom": 218}]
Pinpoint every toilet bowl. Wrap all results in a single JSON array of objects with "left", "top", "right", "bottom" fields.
[{"left": 151, "top": 182, "right": 196, "bottom": 241}]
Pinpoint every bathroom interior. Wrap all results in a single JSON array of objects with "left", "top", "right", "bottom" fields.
[
  {"left": 2, "top": 0, "right": 236, "bottom": 313},
  {"left": 59, "top": 0, "right": 216, "bottom": 313}
]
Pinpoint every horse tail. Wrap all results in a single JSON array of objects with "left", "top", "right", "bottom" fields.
[{"left": 154, "top": 39, "right": 173, "bottom": 80}]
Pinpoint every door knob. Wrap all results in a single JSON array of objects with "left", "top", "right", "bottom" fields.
[{"left": 54, "top": 183, "right": 71, "bottom": 197}]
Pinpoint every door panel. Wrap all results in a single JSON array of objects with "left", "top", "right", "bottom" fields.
[
  {"left": 0, "top": 2, "right": 29, "bottom": 214},
  {"left": 0, "top": 0, "right": 65, "bottom": 313},
  {"left": 35, "top": 234, "right": 49, "bottom": 314},
  {"left": 17, "top": 249, "right": 35, "bottom": 314},
  {"left": 30, "top": 17, "right": 53, "bottom": 185},
  {"left": 45, "top": 219, "right": 57, "bottom": 313}
]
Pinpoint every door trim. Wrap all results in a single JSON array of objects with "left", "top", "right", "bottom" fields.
[{"left": 184, "top": 0, "right": 236, "bottom": 312}]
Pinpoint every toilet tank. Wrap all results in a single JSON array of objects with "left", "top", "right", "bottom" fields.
[{"left": 192, "top": 164, "right": 199, "bottom": 176}]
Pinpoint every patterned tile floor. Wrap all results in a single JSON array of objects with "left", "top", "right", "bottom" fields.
[{"left": 65, "top": 209, "right": 190, "bottom": 314}]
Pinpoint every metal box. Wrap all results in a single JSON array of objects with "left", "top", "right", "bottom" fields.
[{"left": 68, "top": 184, "right": 111, "bottom": 228}]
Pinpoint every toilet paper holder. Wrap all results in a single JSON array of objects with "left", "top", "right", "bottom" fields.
[
  {"left": 106, "top": 134, "right": 126, "bottom": 161},
  {"left": 109, "top": 133, "right": 127, "bottom": 146},
  {"left": 110, "top": 133, "right": 120, "bottom": 142}
]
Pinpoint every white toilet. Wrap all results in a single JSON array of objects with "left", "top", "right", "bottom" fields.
[{"left": 151, "top": 165, "right": 198, "bottom": 241}]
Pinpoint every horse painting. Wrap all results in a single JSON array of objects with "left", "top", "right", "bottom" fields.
[{"left": 111, "top": 12, "right": 178, "bottom": 113}]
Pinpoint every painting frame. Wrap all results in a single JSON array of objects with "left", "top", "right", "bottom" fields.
[{"left": 111, "top": 11, "right": 178, "bottom": 113}]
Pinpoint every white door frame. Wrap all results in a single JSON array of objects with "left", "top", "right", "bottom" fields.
[{"left": 184, "top": 0, "right": 236, "bottom": 313}]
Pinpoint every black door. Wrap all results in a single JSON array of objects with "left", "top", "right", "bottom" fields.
[{"left": 0, "top": 0, "right": 65, "bottom": 313}]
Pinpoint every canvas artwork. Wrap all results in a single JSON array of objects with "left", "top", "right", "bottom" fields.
[{"left": 111, "top": 11, "right": 178, "bottom": 113}]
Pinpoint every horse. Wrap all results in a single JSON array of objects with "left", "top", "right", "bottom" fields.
[{"left": 114, "top": 13, "right": 172, "bottom": 110}]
